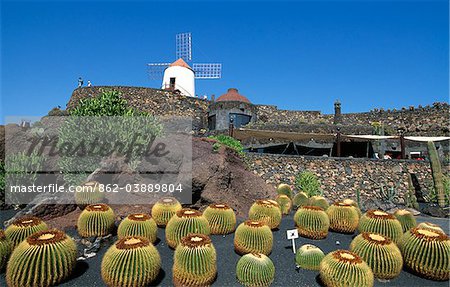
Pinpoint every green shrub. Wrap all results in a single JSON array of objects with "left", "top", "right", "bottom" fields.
[
  {"left": 209, "top": 134, "right": 244, "bottom": 154},
  {"left": 294, "top": 171, "right": 321, "bottom": 196}
]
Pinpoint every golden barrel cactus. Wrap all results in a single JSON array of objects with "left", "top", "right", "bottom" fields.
[
  {"left": 234, "top": 220, "right": 273, "bottom": 255},
  {"left": 276, "top": 183, "right": 293, "bottom": 199},
  {"left": 326, "top": 202, "right": 360, "bottom": 233},
  {"left": 417, "top": 222, "right": 445, "bottom": 233},
  {"left": 77, "top": 204, "right": 115, "bottom": 237},
  {"left": 117, "top": 213, "right": 158, "bottom": 243},
  {"left": 165, "top": 208, "right": 210, "bottom": 249},
  {"left": 236, "top": 253, "right": 275, "bottom": 287},
  {"left": 248, "top": 200, "right": 282, "bottom": 230},
  {"left": 203, "top": 203, "right": 236, "bottom": 235},
  {"left": 151, "top": 197, "right": 182, "bottom": 227},
  {"left": 295, "top": 244, "right": 325, "bottom": 271},
  {"left": 5, "top": 216, "right": 48, "bottom": 248},
  {"left": 294, "top": 206, "right": 330, "bottom": 239},
  {"left": 74, "top": 180, "right": 104, "bottom": 206},
  {"left": 358, "top": 210, "right": 403, "bottom": 243},
  {"left": 0, "top": 230, "right": 12, "bottom": 271},
  {"left": 342, "top": 198, "right": 362, "bottom": 217},
  {"left": 293, "top": 191, "right": 309, "bottom": 208},
  {"left": 309, "top": 196, "right": 330, "bottom": 211},
  {"left": 394, "top": 209, "right": 417, "bottom": 233},
  {"left": 276, "top": 194, "right": 293, "bottom": 215}
]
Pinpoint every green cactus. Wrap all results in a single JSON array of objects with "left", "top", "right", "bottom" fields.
[
  {"left": 6, "top": 229, "right": 77, "bottom": 287},
  {"left": 77, "top": 204, "right": 115, "bottom": 237},
  {"left": 406, "top": 174, "right": 419, "bottom": 210},
  {"left": 74, "top": 180, "right": 105, "bottom": 207},
  {"left": 427, "top": 141, "right": 446, "bottom": 207},
  {"left": 151, "top": 197, "right": 182, "bottom": 227},
  {"left": 172, "top": 233, "right": 217, "bottom": 287},
  {"left": 326, "top": 202, "right": 360, "bottom": 233},
  {"left": 234, "top": 220, "right": 273, "bottom": 255},
  {"left": 293, "top": 192, "right": 309, "bottom": 208},
  {"left": 394, "top": 209, "right": 417, "bottom": 233},
  {"left": 320, "top": 250, "right": 374, "bottom": 287},
  {"left": 101, "top": 236, "right": 161, "bottom": 287},
  {"left": 165, "top": 208, "right": 210, "bottom": 249},
  {"left": 236, "top": 253, "right": 275, "bottom": 287},
  {"left": 0, "top": 230, "right": 12, "bottom": 271},
  {"left": 399, "top": 227, "right": 450, "bottom": 281},
  {"left": 5, "top": 216, "right": 48, "bottom": 248},
  {"left": 294, "top": 206, "right": 330, "bottom": 239},
  {"left": 417, "top": 222, "right": 445, "bottom": 233},
  {"left": 342, "top": 198, "right": 362, "bottom": 217},
  {"left": 275, "top": 194, "right": 293, "bottom": 215},
  {"left": 309, "top": 195, "right": 329, "bottom": 211},
  {"left": 358, "top": 210, "right": 403, "bottom": 243},
  {"left": 276, "top": 183, "right": 293, "bottom": 199},
  {"left": 203, "top": 203, "right": 236, "bottom": 235},
  {"left": 248, "top": 200, "right": 282, "bottom": 230},
  {"left": 350, "top": 232, "right": 403, "bottom": 279},
  {"left": 117, "top": 213, "right": 158, "bottom": 243},
  {"left": 295, "top": 244, "right": 325, "bottom": 271}
]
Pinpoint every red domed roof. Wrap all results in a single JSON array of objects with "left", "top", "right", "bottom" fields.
[
  {"left": 170, "top": 58, "right": 192, "bottom": 69},
  {"left": 216, "top": 88, "right": 251, "bottom": 103}
]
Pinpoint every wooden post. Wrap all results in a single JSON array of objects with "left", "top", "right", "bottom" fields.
[
  {"left": 229, "top": 118, "right": 234, "bottom": 138},
  {"left": 336, "top": 128, "right": 341, "bottom": 157}
]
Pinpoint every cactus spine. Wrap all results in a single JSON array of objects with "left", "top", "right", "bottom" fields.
[
  {"left": 203, "top": 203, "right": 236, "bottom": 235},
  {"left": 293, "top": 192, "right": 309, "bottom": 208},
  {"left": 326, "top": 202, "right": 360, "bottom": 233},
  {"left": 0, "top": 230, "right": 12, "bottom": 271},
  {"left": 172, "top": 233, "right": 217, "bottom": 287},
  {"left": 320, "top": 250, "right": 374, "bottom": 287},
  {"left": 309, "top": 196, "right": 329, "bottom": 211},
  {"left": 417, "top": 222, "right": 445, "bottom": 233},
  {"left": 101, "top": 236, "right": 161, "bottom": 287},
  {"left": 394, "top": 209, "right": 417, "bottom": 233},
  {"left": 6, "top": 229, "right": 77, "bottom": 287},
  {"left": 358, "top": 210, "right": 403, "bottom": 243},
  {"left": 74, "top": 180, "right": 104, "bottom": 206},
  {"left": 117, "top": 213, "right": 158, "bottom": 243},
  {"left": 151, "top": 197, "right": 182, "bottom": 227},
  {"left": 5, "top": 216, "right": 48, "bottom": 248},
  {"left": 276, "top": 183, "right": 293, "bottom": 199},
  {"left": 236, "top": 253, "right": 275, "bottom": 287},
  {"left": 295, "top": 244, "right": 325, "bottom": 271},
  {"left": 77, "top": 204, "right": 115, "bottom": 237},
  {"left": 234, "top": 220, "right": 273, "bottom": 255},
  {"left": 248, "top": 200, "right": 282, "bottom": 230},
  {"left": 350, "top": 232, "right": 403, "bottom": 279},
  {"left": 427, "top": 141, "right": 446, "bottom": 207},
  {"left": 294, "top": 206, "right": 330, "bottom": 239},
  {"left": 399, "top": 227, "right": 450, "bottom": 281},
  {"left": 275, "top": 194, "right": 293, "bottom": 215},
  {"left": 165, "top": 208, "right": 210, "bottom": 249}
]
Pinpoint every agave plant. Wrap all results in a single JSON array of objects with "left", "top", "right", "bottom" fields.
[
  {"left": 236, "top": 253, "right": 275, "bottom": 287},
  {"left": 320, "top": 250, "right": 374, "bottom": 287},
  {"left": 276, "top": 183, "right": 293, "bottom": 199},
  {"left": 117, "top": 213, "right": 158, "bottom": 243},
  {"left": 358, "top": 210, "right": 403, "bottom": 243},
  {"left": 203, "top": 203, "right": 236, "bottom": 235},
  {"left": 394, "top": 209, "right": 417, "bottom": 233},
  {"left": 294, "top": 206, "right": 330, "bottom": 239},
  {"left": 165, "top": 208, "right": 210, "bottom": 249},
  {"left": 0, "top": 230, "right": 12, "bottom": 271},
  {"left": 77, "top": 204, "right": 116, "bottom": 237},
  {"left": 417, "top": 222, "right": 445, "bottom": 233},
  {"left": 172, "top": 233, "right": 217, "bottom": 287},
  {"left": 74, "top": 180, "right": 105, "bottom": 206},
  {"left": 6, "top": 229, "right": 77, "bottom": 287},
  {"left": 151, "top": 197, "right": 183, "bottom": 227},
  {"left": 295, "top": 244, "right": 325, "bottom": 271},
  {"left": 326, "top": 202, "right": 360, "bottom": 233},
  {"left": 248, "top": 200, "right": 282, "bottom": 230},
  {"left": 275, "top": 194, "right": 293, "bottom": 215},
  {"left": 5, "top": 216, "right": 48, "bottom": 248},
  {"left": 293, "top": 192, "right": 309, "bottom": 208},
  {"left": 102, "top": 236, "right": 161, "bottom": 287},
  {"left": 309, "top": 196, "right": 329, "bottom": 211},
  {"left": 234, "top": 220, "right": 273, "bottom": 255},
  {"left": 350, "top": 232, "right": 403, "bottom": 279},
  {"left": 399, "top": 227, "right": 450, "bottom": 281}
]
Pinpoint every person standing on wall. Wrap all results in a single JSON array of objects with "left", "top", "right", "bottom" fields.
[
  {"left": 87, "top": 80, "right": 92, "bottom": 87},
  {"left": 78, "top": 77, "right": 84, "bottom": 88}
]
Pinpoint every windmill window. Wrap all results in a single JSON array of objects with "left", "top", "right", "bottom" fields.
[{"left": 170, "top": 78, "right": 176, "bottom": 89}]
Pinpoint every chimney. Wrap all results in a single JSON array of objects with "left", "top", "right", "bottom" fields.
[{"left": 334, "top": 100, "right": 342, "bottom": 124}]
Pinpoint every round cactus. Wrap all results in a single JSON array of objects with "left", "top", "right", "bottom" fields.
[
  {"left": 172, "top": 233, "right": 217, "bottom": 287},
  {"left": 295, "top": 244, "right": 325, "bottom": 271},
  {"left": 309, "top": 195, "right": 329, "bottom": 211},
  {"left": 117, "top": 213, "right": 158, "bottom": 243},
  {"left": 294, "top": 206, "right": 330, "bottom": 239},
  {"left": 165, "top": 208, "right": 210, "bottom": 249},
  {"left": 248, "top": 200, "right": 282, "bottom": 230},
  {"left": 394, "top": 209, "right": 417, "bottom": 233},
  {"left": 399, "top": 227, "right": 450, "bottom": 281},
  {"left": 275, "top": 194, "right": 293, "bottom": 215},
  {"left": 358, "top": 210, "right": 403, "bottom": 243},
  {"left": 326, "top": 202, "right": 360, "bottom": 233},
  {"left": 151, "top": 196, "right": 182, "bottom": 227},
  {"left": 417, "top": 222, "right": 445, "bottom": 233},
  {"left": 234, "top": 220, "right": 273, "bottom": 255},
  {"left": 74, "top": 180, "right": 105, "bottom": 206},
  {"left": 5, "top": 216, "right": 48, "bottom": 248},
  {"left": 293, "top": 191, "right": 309, "bottom": 208},
  {"left": 0, "top": 230, "right": 12, "bottom": 271},
  {"left": 320, "top": 250, "right": 374, "bottom": 287},
  {"left": 6, "top": 229, "right": 77, "bottom": 287},
  {"left": 350, "top": 232, "right": 403, "bottom": 279},
  {"left": 276, "top": 183, "right": 293, "bottom": 199},
  {"left": 236, "top": 253, "right": 275, "bottom": 287},
  {"left": 101, "top": 236, "right": 161, "bottom": 287},
  {"left": 203, "top": 203, "right": 236, "bottom": 235},
  {"left": 342, "top": 198, "right": 362, "bottom": 217},
  {"left": 77, "top": 204, "right": 115, "bottom": 237}
]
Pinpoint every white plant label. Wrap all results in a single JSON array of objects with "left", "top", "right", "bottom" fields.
[{"left": 286, "top": 229, "right": 299, "bottom": 253}]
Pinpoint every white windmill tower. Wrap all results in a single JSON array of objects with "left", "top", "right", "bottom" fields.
[{"left": 148, "top": 32, "right": 222, "bottom": 97}]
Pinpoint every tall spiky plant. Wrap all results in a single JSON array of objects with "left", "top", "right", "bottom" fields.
[
  {"left": 427, "top": 141, "right": 446, "bottom": 207},
  {"left": 5, "top": 216, "right": 48, "bottom": 248}
]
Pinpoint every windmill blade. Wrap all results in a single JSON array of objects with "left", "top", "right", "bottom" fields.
[
  {"left": 176, "top": 32, "right": 192, "bottom": 62},
  {"left": 147, "top": 63, "right": 170, "bottom": 80},
  {"left": 193, "top": 63, "right": 222, "bottom": 79}
]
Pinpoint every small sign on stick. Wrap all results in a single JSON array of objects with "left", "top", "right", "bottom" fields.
[{"left": 286, "top": 229, "right": 299, "bottom": 253}]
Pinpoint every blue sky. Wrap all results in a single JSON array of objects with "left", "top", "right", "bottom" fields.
[{"left": 1, "top": 0, "right": 448, "bottom": 122}]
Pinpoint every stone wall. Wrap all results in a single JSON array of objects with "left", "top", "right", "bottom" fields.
[
  {"left": 247, "top": 153, "right": 432, "bottom": 204},
  {"left": 255, "top": 105, "right": 326, "bottom": 125}
]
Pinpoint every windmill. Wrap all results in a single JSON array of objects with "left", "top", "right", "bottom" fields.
[{"left": 147, "top": 32, "right": 222, "bottom": 97}]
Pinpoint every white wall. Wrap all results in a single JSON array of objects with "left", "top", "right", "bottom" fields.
[{"left": 161, "top": 66, "right": 195, "bottom": 97}]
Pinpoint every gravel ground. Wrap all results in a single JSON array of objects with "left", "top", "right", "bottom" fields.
[{"left": 0, "top": 211, "right": 449, "bottom": 287}]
